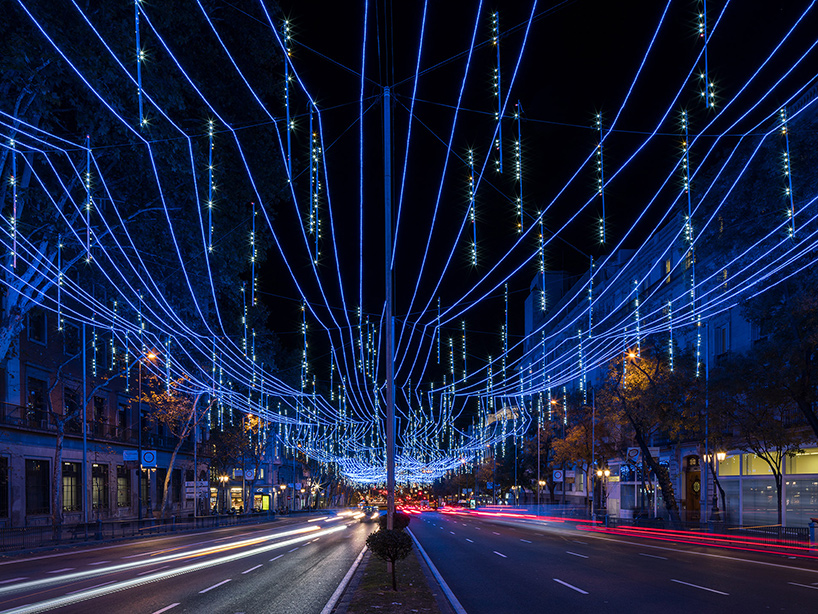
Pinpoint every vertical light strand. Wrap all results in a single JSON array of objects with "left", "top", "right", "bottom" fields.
[
  {"left": 682, "top": 111, "right": 699, "bottom": 377},
  {"left": 595, "top": 113, "right": 606, "bottom": 244},
  {"left": 85, "top": 136, "right": 92, "bottom": 262},
  {"left": 92, "top": 316, "right": 98, "bottom": 377},
  {"left": 135, "top": 0, "right": 144, "bottom": 127},
  {"left": 309, "top": 113, "right": 322, "bottom": 265},
  {"left": 698, "top": 0, "right": 715, "bottom": 109},
  {"left": 491, "top": 12, "right": 503, "bottom": 173},
  {"left": 165, "top": 335, "right": 171, "bottom": 393},
  {"left": 668, "top": 300, "right": 674, "bottom": 372},
  {"left": 461, "top": 320, "right": 467, "bottom": 383},
  {"left": 468, "top": 149, "right": 477, "bottom": 266},
  {"left": 578, "top": 327, "right": 585, "bottom": 404},
  {"left": 780, "top": 107, "right": 796, "bottom": 239},
  {"left": 283, "top": 19, "right": 292, "bottom": 180},
  {"left": 241, "top": 282, "right": 248, "bottom": 356},
  {"left": 10, "top": 140, "right": 17, "bottom": 269},
  {"left": 207, "top": 120, "right": 214, "bottom": 253},
  {"left": 538, "top": 214, "right": 548, "bottom": 313},
  {"left": 502, "top": 283, "right": 508, "bottom": 382},
  {"left": 588, "top": 255, "right": 593, "bottom": 339},
  {"left": 437, "top": 297, "right": 441, "bottom": 364},
  {"left": 634, "top": 279, "right": 641, "bottom": 357},
  {"left": 110, "top": 300, "right": 116, "bottom": 370},
  {"left": 449, "top": 337, "right": 455, "bottom": 395},
  {"left": 250, "top": 201, "right": 257, "bottom": 305},
  {"left": 515, "top": 101, "right": 523, "bottom": 233},
  {"left": 57, "top": 236, "right": 63, "bottom": 329}
]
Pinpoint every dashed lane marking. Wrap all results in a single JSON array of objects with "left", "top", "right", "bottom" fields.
[
  {"left": 199, "top": 578, "right": 232, "bottom": 594},
  {"left": 47, "top": 568, "right": 74, "bottom": 574},
  {"left": 639, "top": 553, "right": 668, "bottom": 560},
  {"left": 670, "top": 579, "right": 728, "bottom": 595},
  {"left": 270, "top": 555, "right": 284, "bottom": 561},
  {"left": 466, "top": 539, "right": 474, "bottom": 543},
  {"left": 493, "top": 551, "right": 507, "bottom": 558},
  {"left": 566, "top": 551, "right": 588, "bottom": 559},
  {"left": 67, "top": 581, "right": 115, "bottom": 595},
  {"left": 554, "top": 579, "right": 588, "bottom": 595},
  {"left": 789, "top": 582, "right": 818, "bottom": 591},
  {"left": 520, "top": 539, "right": 532, "bottom": 543},
  {"left": 138, "top": 565, "right": 169, "bottom": 576},
  {"left": 150, "top": 604, "right": 180, "bottom": 614},
  {"left": 242, "top": 565, "right": 263, "bottom": 574}
]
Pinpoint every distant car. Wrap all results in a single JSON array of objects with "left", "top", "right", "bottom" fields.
[{"left": 360, "top": 505, "right": 379, "bottom": 522}]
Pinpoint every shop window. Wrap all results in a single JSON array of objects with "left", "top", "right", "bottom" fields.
[
  {"left": 117, "top": 465, "right": 130, "bottom": 508},
  {"left": 718, "top": 455, "right": 740, "bottom": 476},
  {"left": 787, "top": 448, "right": 818, "bottom": 474},
  {"left": 743, "top": 454, "right": 775, "bottom": 475},
  {"left": 92, "top": 463, "right": 109, "bottom": 510},
  {"left": 25, "top": 459, "right": 50, "bottom": 515},
  {"left": 63, "top": 462, "right": 82, "bottom": 512}
]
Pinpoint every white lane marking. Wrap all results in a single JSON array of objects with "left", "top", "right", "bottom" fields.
[
  {"left": 242, "top": 564, "right": 262, "bottom": 574},
  {"left": 270, "top": 555, "right": 284, "bottom": 561},
  {"left": 492, "top": 532, "right": 500, "bottom": 535},
  {"left": 789, "top": 582, "right": 818, "bottom": 590},
  {"left": 137, "top": 565, "right": 169, "bottom": 576},
  {"left": 462, "top": 523, "right": 467, "bottom": 526},
  {"left": 475, "top": 527, "right": 481, "bottom": 530},
  {"left": 493, "top": 551, "right": 507, "bottom": 558},
  {"left": 67, "top": 581, "right": 115, "bottom": 595},
  {"left": 566, "top": 551, "right": 588, "bottom": 559},
  {"left": 449, "top": 531, "right": 455, "bottom": 535},
  {"left": 0, "top": 578, "right": 27, "bottom": 585},
  {"left": 151, "top": 604, "right": 180, "bottom": 614},
  {"left": 199, "top": 578, "right": 232, "bottom": 594},
  {"left": 671, "top": 579, "right": 728, "bottom": 595},
  {"left": 466, "top": 539, "right": 474, "bottom": 543},
  {"left": 573, "top": 540, "right": 587, "bottom": 545},
  {"left": 288, "top": 547, "right": 299, "bottom": 552},
  {"left": 47, "top": 568, "right": 74, "bottom": 574},
  {"left": 87, "top": 561, "right": 110, "bottom": 566},
  {"left": 639, "top": 553, "right": 668, "bottom": 560},
  {"left": 320, "top": 546, "right": 366, "bottom": 614},
  {"left": 123, "top": 549, "right": 168, "bottom": 559},
  {"left": 554, "top": 578, "right": 588, "bottom": 595},
  {"left": 520, "top": 539, "right": 532, "bottom": 543}
]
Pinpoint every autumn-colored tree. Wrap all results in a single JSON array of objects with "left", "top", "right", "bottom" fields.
[{"left": 142, "top": 376, "right": 211, "bottom": 518}]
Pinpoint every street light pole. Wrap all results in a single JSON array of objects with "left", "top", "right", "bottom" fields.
[
  {"left": 384, "top": 86, "right": 395, "bottom": 531},
  {"left": 137, "top": 351, "right": 142, "bottom": 521}
]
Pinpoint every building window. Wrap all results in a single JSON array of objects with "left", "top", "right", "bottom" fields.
[
  {"left": 25, "top": 459, "right": 50, "bottom": 515},
  {"left": 63, "top": 462, "right": 82, "bottom": 512},
  {"left": 117, "top": 465, "right": 130, "bottom": 508},
  {"left": 64, "top": 387, "right": 81, "bottom": 434},
  {"left": 26, "top": 377, "right": 47, "bottom": 428},
  {"left": 664, "top": 259, "right": 671, "bottom": 284},
  {"left": 27, "top": 308, "right": 46, "bottom": 345},
  {"left": 93, "top": 395, "right": 107, "bottom": 436},
  {"left": 0, "top": 457, "right": 8, "bottom": 518},
  {"left": 715, "top": 324, "right": 730, "bottom": 357},
  {"left": 92, "top": 464, "right": 109, "bottom": 511},
  {"left": 64, "top": 323, "right": 80, "bottom": 356}
]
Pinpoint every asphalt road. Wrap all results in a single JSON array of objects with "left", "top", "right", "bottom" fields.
[
  {"left": 0, "top": 513, "right": 369, "bottom": 614},
  {"left": 410, "top": 510, "right": 818, "bottom": 613}
]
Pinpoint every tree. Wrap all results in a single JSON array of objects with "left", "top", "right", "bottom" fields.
[
  {"left": 365, "top": 529, "right": 414, "bottom": 591},
  {"left": 597, "top": 340, "right": 704, "bottom": 524},
  {"left": 711, "top": 351, "right": 809, "bottom": 526},
  {"left": 142, "top": 376, "right": 211, "bottom": 519}
]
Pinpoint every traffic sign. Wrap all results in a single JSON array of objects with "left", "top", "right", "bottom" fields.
[
  {"left": 553, "top": 469, "right": 564, "bottom": 482},
  {"left": 141, "top": 450, "right": 157, "bottom": 468},
  {"left": 123, "top": 450, "right": 138, "bottom": 462}
]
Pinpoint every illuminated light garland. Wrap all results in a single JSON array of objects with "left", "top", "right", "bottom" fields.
[
  {"left": 634, "top": 279, "right": 641, "bottom": 356},
  {"left": 595, "top": 113, "right": 606, "bottom": 244},
  {"left": 515, "top": 102, "right": 523, "bottom": 233},
  {"left": 92, "top": 315, "right": 97, "bottom": 377},
  {"left": 468, "top": 149, "right": 477, "bottom": 266},
  {"left": 110, "top": 301, "right": 116, "bottom": 369},
  {"left": 780, "top": 107, "right": 796, "bottom": 239},
  {"left": 165, "top": 335, "right": 171, "bottom": 393},
  {"left": 437, "top": 297, "right": 441, "bottom": 364},
  {"left": 698, "top": 0, "right": 716, "bottom": 109},
  {"left": 462, "top": 320, "right": 467, "bottom": 382},
  {"left": 283, "top": 19, "right": 293, "bottom": 180},
  {"left": 502, "top": 283, "right": 508, "bottom": 382},
  {"left": 10, "top": 139, "right": 16, "bottom": 269},
  {"left": 135, "top": 0, "right": 145, "bottom": 127},
  {"left": 491, "top": 11, "right": 503, "bottom": 173},
  {"left": 250, "top": 201, "right": 257, "bottom": 305},
  {"left": 241, "top": 282, "right": 248, "bottom": 357},
  {"left": 308, "top": 114, "right": 322, "bottom": 265},
  {"left": 85, "top": 135, "right": 92, "bottom": 262},
  {"left": 57, "top": 236, "right": 63, "bottom": 330},
  {"left": 207, "top": 119, "right": 214, "bottom": 253},
  {"left": 539, "top": 216, "right": 546, "bottom": 311},
  {"left": 668, "top": 300, "right": 674, "bottom": 372}
]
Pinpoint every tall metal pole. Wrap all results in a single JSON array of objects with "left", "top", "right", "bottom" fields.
[
  {"left": 384, "top": 86, "right": 395, "bottom": 531},
  {"left": 82, "top": 323, "right": 88, "bottom": 527},
  {"left": 137, "top": 357, "right": 142, "bottom": 521}
]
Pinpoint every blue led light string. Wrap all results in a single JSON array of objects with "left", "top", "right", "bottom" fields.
[
  {"left": 780, "top": 107, "right": 796, "bottom": 239},
  {"left": 492, "top": 11, "right": 503, "bottom": 174},
  {"left": 515, "top": 102, "right": 523, "bottom": 234}
]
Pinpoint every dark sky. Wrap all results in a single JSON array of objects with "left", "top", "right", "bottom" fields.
[{"left": 255, "top": 0, "right": 818, "bottom": 401}]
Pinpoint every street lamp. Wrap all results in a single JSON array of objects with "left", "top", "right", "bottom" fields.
[
  {"left": 596, "top": 468, "right": 610, "bottom": 516},
  {"left": 137, "top": 349, "right": 158, "bottom": 521}
]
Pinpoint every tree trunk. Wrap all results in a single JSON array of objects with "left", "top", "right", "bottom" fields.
[
  {"left": 160, "top": 442, "right": 181, "bottom": 520},
  {"left": 628, "top": 414, "right": 681, "bottom": 524},
  {"left": 51, "top": 424, "right": 65, "bottom": 540}
]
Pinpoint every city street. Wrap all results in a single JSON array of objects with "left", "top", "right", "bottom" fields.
[
  {"left": 411, "top": 511, "right": 818, "bottom": 613},
  {"left": 0, "top": 514, "right": 368, "bottom": 614}
]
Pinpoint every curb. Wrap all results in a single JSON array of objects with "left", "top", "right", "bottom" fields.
[
  {"left": 321, "top": 545, "right": 367, "bottom": 614},
  {"left": 407, "top": 528, "right": 468, "bottom": 614}
]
